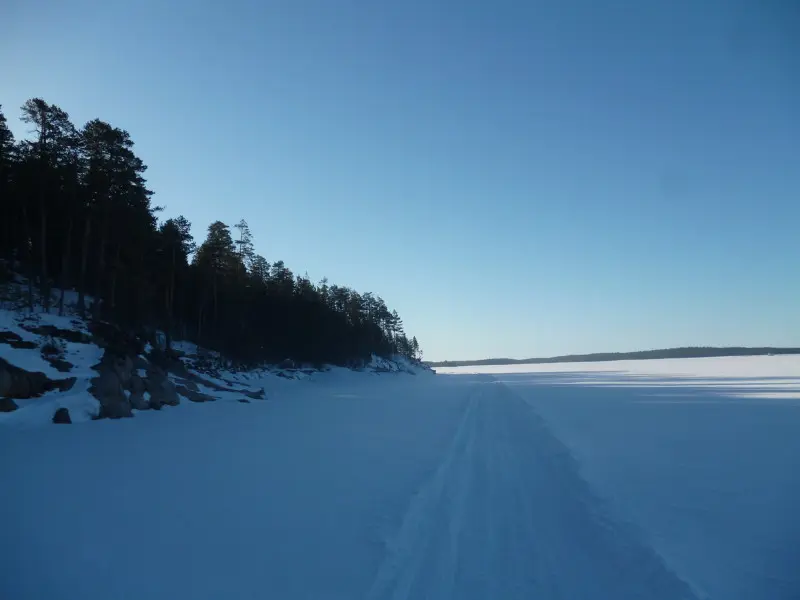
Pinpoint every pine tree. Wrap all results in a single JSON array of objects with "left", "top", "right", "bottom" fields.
[
  {"left": 19, "top": 98, "right": 78, "bottom": 310},
  {"left": 0, "top": 106, "right": 16, "bottom": 259},
  {"left": 0, "top": 97, "right": 424, "bottom": 367},
  {"left": 233, "top": 219, "right": 255, "bottom": 271},
  {"left": 194, "top": 221, "right": 238, "bottom": 336}
]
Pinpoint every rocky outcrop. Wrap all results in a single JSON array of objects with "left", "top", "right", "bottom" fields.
[
  {"left": 45, "top": 357, "right": 74, "bottom": 373},
  {"left": 242, "top": 388, "right": 266, "bottom": 400},
  {"left": 143, "top": 367, "right": 180, "bottom": 408},
  {"left": 89, "top": 349, "right": 182, "bottom": 417},
  {"left": 52, "top": 407, "right": 71, "bottom": 424},
  {"left": 128, "top": 374, "right": 149, "bottom": 410},
  {"left": 0, "top": 397, "right": 18, "bottom": 412},
  {"left": 0, "top": 331, "right": 37, "bottom": 349},
  {"left": 0, "top": 358, "right": 75, "bottom": 399},
  {"left": 23, "top": 324, "right": 92, "bottom": 344},
  {"left": 175, "top": 384, "right": 216, "bottom": 403},
  {"left": 89, "top": 369, "right": 133, "bottom": 419}
]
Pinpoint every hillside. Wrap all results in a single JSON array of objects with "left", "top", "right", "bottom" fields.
[{"left": 0, "top": 289, "right": 431, "bottom": 426}]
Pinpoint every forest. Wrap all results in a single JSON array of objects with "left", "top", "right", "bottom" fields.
[{"left": 0, "top": 99, "right": 421, "bottom": 366}]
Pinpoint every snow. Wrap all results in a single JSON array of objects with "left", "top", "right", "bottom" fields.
[
  {"left": 0, "top": 309, "right": 100, "bottom": 381},
  {"left": 0, "top": 309, "right": 103, "bottom": 426},
  {"left": 439, "top": 357, "right": 800, "bottom": 599},
  {"left": 1, "top": 355, "right": 798, "bottom": 598}
]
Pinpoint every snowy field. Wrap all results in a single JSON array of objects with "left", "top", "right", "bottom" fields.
[{"left": 2, "top": 356, "right": 799, "bottom": 599}]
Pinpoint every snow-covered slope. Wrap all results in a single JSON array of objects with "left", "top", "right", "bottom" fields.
[{"left": 0, "top": 304, "right": 429, "bottom": 427}]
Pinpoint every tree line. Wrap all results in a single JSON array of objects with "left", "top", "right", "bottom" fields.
[
  {"left": 429, "top": 346, "right": 800, "bottom": 367},
  {"left": 0, "top": 99, "right": 421, "bottom": 366}
]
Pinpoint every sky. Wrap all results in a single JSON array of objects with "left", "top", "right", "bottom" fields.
[{"left": 2, "top": 0, "right": 799, "bottom": 361}]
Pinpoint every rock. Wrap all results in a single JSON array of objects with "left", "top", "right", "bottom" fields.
[
  {"left": 25, "top": 324, "right": 91, "bottom": 344},
  {"left": 0, "top": 331, "right": 37, "bottom": 349},
  {"left": 243, "top": 388, "right": 265, "bottom": 400},
  {"left": 129, "top": 392, "right": 149, "bottom": 410},
  {"left": 129, "top": 374, "right": 146, "bottom": 394},
  {"left": 52, "top": 377, "right": 77, "bottom": 392},
  {"left": 0, "top": 398, "right": 18, "bottom": 412},
  {"left": 112, "top": 355, "right": 134, "bottom": 388},
  {"left": 144, "top": 371, "right": 180, "bottom": 407},
  {"left": 45, "top": 357, "right": 74, "bottom": 373},
  {"left": 129, "top": 375, "right": 147, "bottom": 410},
  {"left": 175, "top": 378, "right": 199, "bottom": 392},
  {"left": 238, "top": 398, "right": 250, "bottom": 403},
  {"left": 278, "top": 358, "right": 296, "bottom": 370},
  {"left": 175, "top": 384, "right": 216, "bottom": 403},
  {"left": 89, "top": 370, "right": 133, "bottom": 419},
  {"left": 0, "top": 358, "right": 52, "bottom": 398},
  {"left": 52, "top": 407, "right": 71, "bottom": 424}
]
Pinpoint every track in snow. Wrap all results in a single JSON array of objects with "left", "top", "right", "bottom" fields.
[
  {"left": 367, "top": 376, "right": 699, "bottom": 600},
  {"left": 2, "top": 370, "right": 715, "bottom": 600}
]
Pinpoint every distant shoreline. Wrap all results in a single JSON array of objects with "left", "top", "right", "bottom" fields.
[{"left": 428, "top": 347, "right": 800, "bottom": 368}]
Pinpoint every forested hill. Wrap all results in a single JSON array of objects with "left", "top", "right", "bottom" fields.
[
  {"left": 0, "top": 99, "right": 422, "bottom": 366},
  {"left": 429, "top": 347, "right": 800, "bottom": 367}
]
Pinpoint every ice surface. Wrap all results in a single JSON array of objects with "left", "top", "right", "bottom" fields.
[
  {"left": 439, "top": 357, "right": 800, "bottom": 599},
  {"left": 1, "top": 356, "right": 798, "bottom": 599}
]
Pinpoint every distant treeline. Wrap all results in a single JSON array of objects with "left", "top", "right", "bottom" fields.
[{"left": 429, "top": 347, "right": 800, "bottom": 367}]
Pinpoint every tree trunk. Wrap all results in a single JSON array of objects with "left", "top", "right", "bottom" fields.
[
  {"left": 93, "top": 204, "right": 109, "bottom": 319},
  {"left": 77, "top": 216, "right": 91, "bottom": 318},
  {"left": 197, "top": 304, "right": 204, "bottom": 344},
  {"left": 39, "top": 197, "right": 49, "bottom": 312},
  {"left": 212, "top": 274, "right": 218, "bottom": 332},
  {"left": 21, "top": 203, "right": 34, "bottom": 311},
  {"left": 109, "top": 243, "right": 121, "bottom": 311},
  {"left": 58, "top": 216, "right": 73, "bottom": 316},
  {"left": 166, "top": 246, "right": 176, "bottom": 350}
]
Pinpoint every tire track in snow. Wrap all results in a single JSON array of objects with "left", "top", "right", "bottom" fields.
[
  {"left": 367, "top": 376, "right": 702, "bottom": 600},
  {"left": 366, "top": 378, "right": 484, "bottom": 600}
]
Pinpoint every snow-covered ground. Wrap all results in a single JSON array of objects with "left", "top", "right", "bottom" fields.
[
  {"left": 1, "top": 356, "right": 798, "bottom": 599},
  {"left": 439, "top": 357, "right": 800, "bottom": 599}
]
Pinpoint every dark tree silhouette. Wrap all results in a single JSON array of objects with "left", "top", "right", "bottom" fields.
[{"left": 0, "top": 97, "right": 423, "bottom": 367}]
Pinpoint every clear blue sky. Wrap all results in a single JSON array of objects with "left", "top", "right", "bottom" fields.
[{"left": 3, "top": 0, "right": 799, "bottom": 361}]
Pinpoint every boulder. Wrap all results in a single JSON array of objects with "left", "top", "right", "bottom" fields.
[
  {"left": 0, "top": 398, "right": 18, "bottom": 412},
  {"left": 0, "top": 331, "right": 37, "bottom": 349},
  {"left": 129, "top": 392, "right": 149, "bottom": 410},
  {"left": 89, "top": 370, "right": 132, "bottom": 419},
  {"left": 52, "top": 407, "right": 71, "bottom": 424},
  {"left": 128, "top": 373, "right": 149, "bottom": 409},
  {"left": 133, "top": 355, "right": 149, "bottom": 371},
  {"left": 112, "top": 355, "right": 134, "bottom": 388},
  {"left": 175, "top": 384, "right": 215, "bottom": 403},
  {"left": 238, "top": 398, "right": 250, "bottom": 404},
  {"left": 243, "top": 388, "right": 266, "bottom": 400},
  {"left": 144, "top": 371, "right": 180, "bottom": 407},
  {"left": 0, "top": 358, "right": 52, "bottom": 398},
  {"left": 45, "top": 358, "right": 74, "bottom": 373},
  {"left": 278, "top": 358, "right": 296, "bottom": 370},
  {"left": 174, "top": 378, "right": 199, "bottom": 392},
  {"left": 52, "top": 377, "right": 77, "bottom": 392},
  {"left": 129, "top": 374, "right": 146, "bottom": 394}
]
